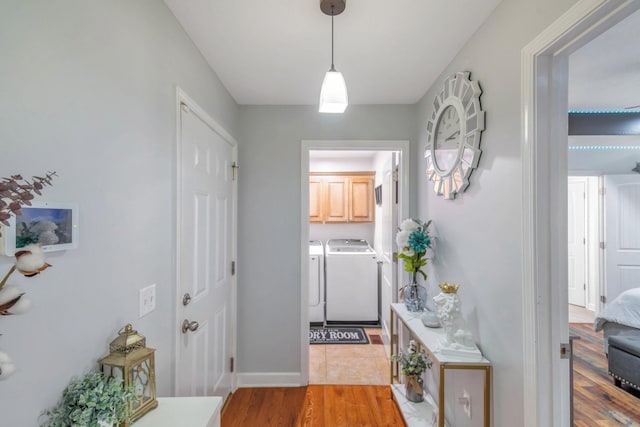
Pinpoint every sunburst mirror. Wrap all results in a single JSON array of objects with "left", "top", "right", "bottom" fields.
[{"left": 424, "top": 71, "right": 485, "bottom": 199}]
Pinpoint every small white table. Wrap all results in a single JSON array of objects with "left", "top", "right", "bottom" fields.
[
  {"left": 134, "top": 397, "right": 223, "bottom": 427},
  {"left": 390, "top": 303, "right": 492, "bottom": 427}
]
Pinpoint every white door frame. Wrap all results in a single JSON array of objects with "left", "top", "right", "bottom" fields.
[
  {"left": 521, "top": 1, "right": 639, "bottom": 425},
  {"left": 299, "top": 140, "right": 410, "bottom": 385},
  {"left": 174, "top": 87, "right": 238, "bottom": 394}
]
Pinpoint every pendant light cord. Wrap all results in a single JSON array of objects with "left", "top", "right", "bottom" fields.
[{"left": 330, "top": 5, "right": 335, "bottom": 71}]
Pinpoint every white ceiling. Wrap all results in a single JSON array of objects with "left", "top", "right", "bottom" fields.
[
  {"left": 569, "top": 8, "right": 640, "bottom": 111},
  {"left": 163, "top": 0, "right": 503, "bottom": 106},
  {"left": 164, "top": 1, "right": 639, "bottom": 110}
]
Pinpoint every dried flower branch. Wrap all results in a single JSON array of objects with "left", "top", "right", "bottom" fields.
[{"left": 0, "top": 172, "right": 56, "bottom": 236}]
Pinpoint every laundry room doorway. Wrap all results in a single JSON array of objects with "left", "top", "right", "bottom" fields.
[{"left": 300, "top": 140, "right": 409, "bottom": 385}]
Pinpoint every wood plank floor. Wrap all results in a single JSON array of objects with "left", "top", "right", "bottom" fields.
[
  {"left": 221, "top": 385, "right": 405, "bottom": 427},
  {"left": 571, "top": 323, "right": 640, "bottom": 426},
  {"left": 222, "top": 325, "right": 640, "bottom": 426}
]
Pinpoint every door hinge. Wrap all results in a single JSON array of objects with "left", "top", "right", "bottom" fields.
[
  {"left": 583, "top": 283, "right": 586, "bottom": 290},
  {"left": 392, "top": 170, "right": 399, "bottom": 182},
  {"left": 230, "top": 357, "right": 234, "bottom": 373},
  {"left": 600, "top": 295, "right": 607, "bottom": 303},
  {"left": 231, "top": 261, "right": 236, "bottom": 275},
  {"left": 600, "top": 241, "right": 605, "bottom": 250},
  {"left": 232, "top": 162, "right": 239, "bottom": 180},
  {"left": 583, "top": 237, "right": 586, "bottom": 245},
  {"left": 560, "top": 342, "right": 571, "bottom": 359}
]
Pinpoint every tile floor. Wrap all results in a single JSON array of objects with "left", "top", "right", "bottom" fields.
[{"left": 309, "top": 328, "right": 391, "bottom": 385}]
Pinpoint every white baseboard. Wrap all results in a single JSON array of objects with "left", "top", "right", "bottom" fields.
[{"left": 236, "top": 372, "right": 302, "bottom": 388}]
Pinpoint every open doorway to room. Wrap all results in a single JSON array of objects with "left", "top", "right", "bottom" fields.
[
  {"left": 523, "top": 2, "right": 640, "bottom": 425},
  {"left": 300, "top": 140, "right": 409, "bottom": 386},
  {"left": 562, "top": 6, "right": 640, "bottom": 425},
  {"left": 567, "top": 175, "right": 600, "bottom": 324}
]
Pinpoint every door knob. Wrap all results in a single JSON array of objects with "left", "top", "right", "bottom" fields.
[{"left": 182, "top": 319, "right": 199, "bottom": 333}]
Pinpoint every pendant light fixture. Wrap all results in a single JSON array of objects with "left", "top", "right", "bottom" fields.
[{"left": 319, "top": 0, "right": 348, "bottom": 113}]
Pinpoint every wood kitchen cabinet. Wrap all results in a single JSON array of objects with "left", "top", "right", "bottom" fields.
[
  {"left": 309, "top": 176, "right": 324, "bottom": 223},
  {"left": 309, "top": 172, "right": 374, "bottom": 223}
]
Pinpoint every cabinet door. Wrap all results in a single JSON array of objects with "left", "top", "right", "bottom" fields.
[
  {"left": 349, "top": 177, "right": 374, "bottom": 222},
  {"left": 309, "top": 177, "right": 324, "bottom": 223},
  {"left": 325, "top": 176, "right": 349, "bottom": 222}
]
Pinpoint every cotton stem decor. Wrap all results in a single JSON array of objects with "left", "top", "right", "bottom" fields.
[
  {"left": 0, "top": 171, "right": 55, "bottom": 380},
  {"left": 0, "top": 172, "right": 56, "bottom": 237}
]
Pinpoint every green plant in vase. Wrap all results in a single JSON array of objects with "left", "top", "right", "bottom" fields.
[
  {"left": 392, "top": 340, "right": 432, "bottom": 402},
  {"left": 396, "top": 218, "right": 433, "bottom": 311},
  {"left": 41, "top": 372, "right": 136, "bottom": 427}
]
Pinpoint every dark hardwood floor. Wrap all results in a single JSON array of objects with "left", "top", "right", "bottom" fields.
[
  {"left": 571, "top": 323, "right": 640, "bottom": 426},
  {"left": 221, "top": 385, "right": 405, "bottom": 427}
]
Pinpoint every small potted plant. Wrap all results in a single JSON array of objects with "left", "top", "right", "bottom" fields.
[
  {"left": 41, "top": 371, "right": 136, "bottom": 427},
  {"left": 391, "top": 340, "right": 432, "bottom": 402}
]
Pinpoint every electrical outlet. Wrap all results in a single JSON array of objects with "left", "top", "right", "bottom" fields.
[
  {"left": 460, "top": 390, "right": 471, "bottom": 418},
  {"left": 139, "top": 284, "right": 156, "bottom": 318}
]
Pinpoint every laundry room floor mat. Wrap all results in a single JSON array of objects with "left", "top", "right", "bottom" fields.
[{"left": 309, "top": 327, "right": 369, "bottom": 344}]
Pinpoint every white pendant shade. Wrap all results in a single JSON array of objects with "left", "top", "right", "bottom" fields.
[{"left": 319, "top": 70, "right": 348, "bottom": 113}]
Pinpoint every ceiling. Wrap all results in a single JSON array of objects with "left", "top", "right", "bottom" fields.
[
  {"left": 163, "top": 0, "right": 503, "bottom": 106},
  {"left": 164, "top": 1, "right": 639, "bottom": 110},
  {"left": 569, "top": 8, "right": 640, "bottom": 111}
]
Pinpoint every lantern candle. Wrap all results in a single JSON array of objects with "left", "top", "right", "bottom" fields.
[{"left": 99, "top": 324, "right": 158, "bottom": 424}]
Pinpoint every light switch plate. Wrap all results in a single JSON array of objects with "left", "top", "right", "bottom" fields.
[{"left": 139, "top": 284, "right": 156, "bottom": 318}]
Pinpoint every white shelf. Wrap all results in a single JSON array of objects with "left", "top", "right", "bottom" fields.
[
  {"left": 391, "top": 303, "right": 490, "bottom": 365},
  {"left": 391, "top": 303, "right": 492, "bottom": 427},
  {"left": 391, "top": 384, "right": 449, "bottom": 427}
]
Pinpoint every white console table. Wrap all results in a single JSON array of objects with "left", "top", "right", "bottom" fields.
[
  {"left": 134, "top": 396, "right": 223, "bottom": 427},
  {"left": 391, "top": 303, "right": 492, "bottom": 427}
]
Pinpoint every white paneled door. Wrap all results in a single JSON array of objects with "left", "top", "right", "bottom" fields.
[
  {"left": 380, "top": 154, "right": 398, "bottom": 340},
  {"left": 567, "top": 177, "right": 587, "bottom": 307},
  {"left": 605, "top": 174, "right": 640, "bottom": 305},
  {"left": 176, "top": 100, "right": 235, "bottom": 400}
]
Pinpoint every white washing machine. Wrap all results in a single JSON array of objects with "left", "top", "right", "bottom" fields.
[
  {"left": 309, "top": 240, "right": 325, "bottom": 323},
  {"left": 325, "top": 239, "right": 378, "bottom": 323}
]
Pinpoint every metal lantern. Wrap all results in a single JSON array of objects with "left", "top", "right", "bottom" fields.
[{"left": 99, "top": 324, "right": 158, "bottom": 424}]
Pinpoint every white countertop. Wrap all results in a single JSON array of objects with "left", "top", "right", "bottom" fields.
[
  {"left": 134, "top": 396, "right": 223, "bottom": 427},
  {"left": 392, "top": 303, "right": 490, "bottom": 365}
]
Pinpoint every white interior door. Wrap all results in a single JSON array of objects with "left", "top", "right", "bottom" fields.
[
  {"left": 176, "top": 100, "right": 235, "bottom": 400},
  {"left": 568, "top": 177, "right": 587, "bottom": 307},
  {"left": 604, "top": 174, "right": 640, "bottom": 305},
  {"left": 380, "top": 153, "right": 399, "bottom": 341}
]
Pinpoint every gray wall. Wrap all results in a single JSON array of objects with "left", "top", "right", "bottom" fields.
[
  {"left": 414, "top": 0, "right": 578, "bottom": 426},
  {"left": 569, "top": 136, "right": 640, "bottom": 174},
  {"left": 0, "top": 0, "right": 607, "bottom": 425},
  {"left": 0, "top": 1, "right": 239, "bottom": 425},
  {"left": 236, "top": 105, "right": 415, "bottom": 374}
]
